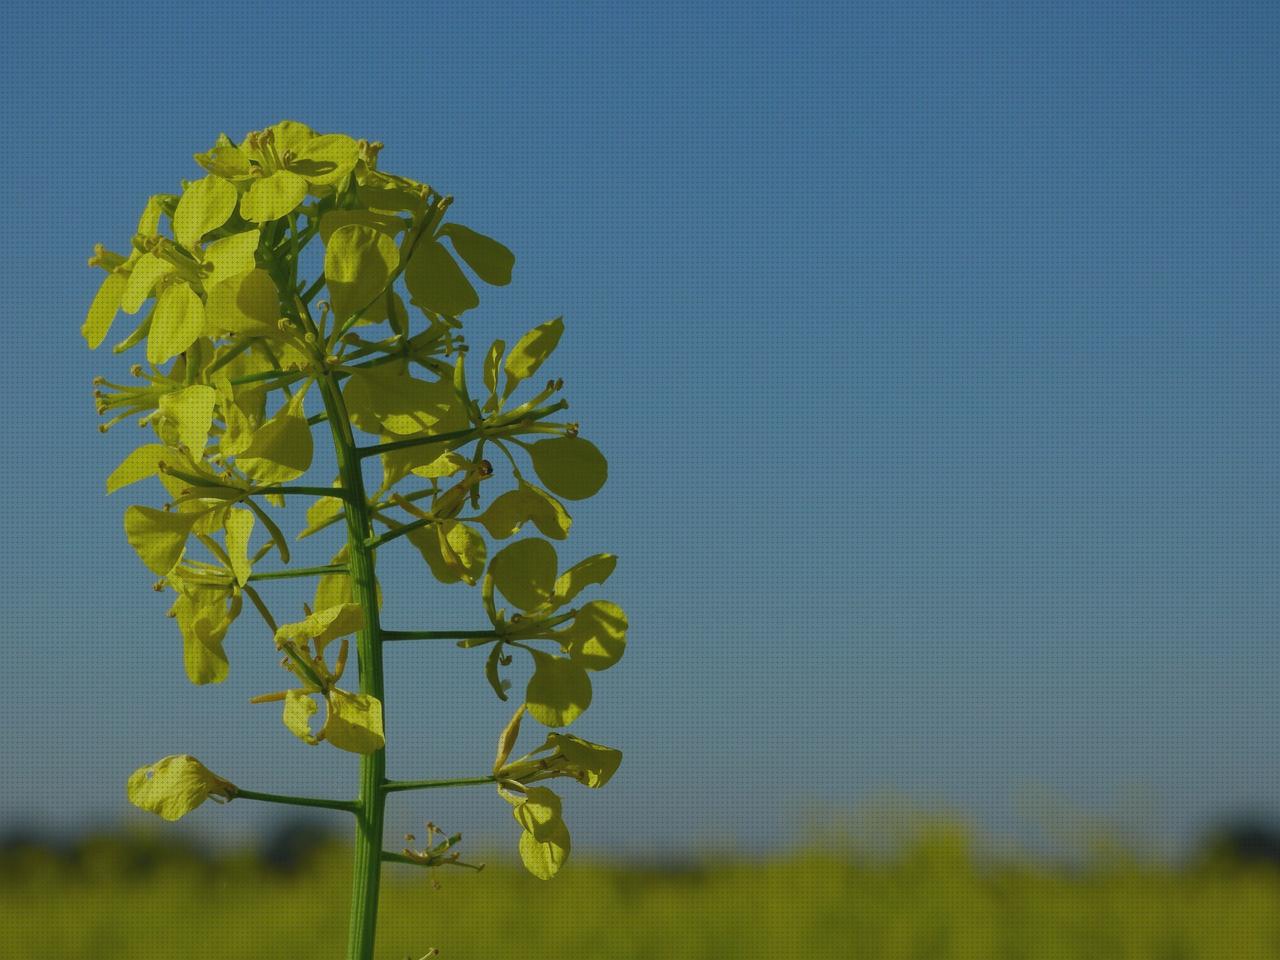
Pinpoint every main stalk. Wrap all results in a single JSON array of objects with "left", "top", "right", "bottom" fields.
[{"left": 318, "top": 371, "right": 387, "bottom": 960}]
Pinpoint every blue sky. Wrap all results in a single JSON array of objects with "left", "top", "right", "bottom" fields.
[{"left": 2, "top": 0, "right": 1279, "bottom": 858}]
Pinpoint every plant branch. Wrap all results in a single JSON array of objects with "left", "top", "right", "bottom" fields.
[
  {"left": 233, "top": 788, "right": 357, "bottom": 813},
  {"left": 381, "top": 629, "right": 501, "bottom": 642},
  {"left": 354, "top": 399, "right": 570, "bottom": 461},
  {"left": 381, "top": 776, "right": 498, "bottom": 794},
  {"left": 248, "top": 563, "right": 350, "bottom": 582}
]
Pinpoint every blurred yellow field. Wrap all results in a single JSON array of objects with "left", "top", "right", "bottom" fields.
[{"left": 5, "top": 824, "right": 1280, "bottom": 960}]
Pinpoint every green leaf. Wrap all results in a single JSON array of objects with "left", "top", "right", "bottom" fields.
[
  {"left": 274, "top": 603, "right": 364, "bottom": 654},
  {"left": 475, "top": 482, "right": 571, "bottom": 541},
  {"left": 517, "top": 817, "right": 570, "bottom": 879},
  {"left": 106, "top": 444, "right": 169, "bottom": 494},
  {"left": 124, "top": 505, "right": 195, "bottom": 575},
  {"left": 342, "top": 366, "right": 467, "bottom": 438},
  {"left": 236, "top": 391, "right": 313, "bottom": 483},
  {"left": 439, "top": 223, "right": 514, "bottom": 286},
  {"left": 127, "top": 755, "right": 236, "bottom": 822},
  {"left": 512, "top": 786, "right": 563, "bottom": 842},
  {"left": 239, "top": 171, "right": 307, "bottom": 223},
  {"left": 173, "top": 175, "right": 237, "bottom": 251},
  {"left": 158, "top": 384, "right": 216, "bottom": 454},
  {"left": 504, "top": 317, "right": 563, "bottom": 393},
  {"left": 526, "top": 436, "right": 607, "bottom": 501},
  {"left": 282, "top": 689, "right": 321, "bottom": 744},
  {"left": 147, "top": 283, "right": 205, "bottom": 366},
  {"left": 552, "top": 554, "right": 616, "bottom": 604},
  {"left": 202, "top": 230, "right": 261, "bottom": 286},
  {"left": 525, "top": 650, "right": 592, "bottom": 727},
  {"left": 195, "top": 134, "right": 254, "bottom": 180},
  {"left": 548, "top": 733, "right": 622, "bottom": 788},
  {"left": 489, "top": 538, "right": 558, "bottom": 611},
  {"left": 121, "top": 253, "right": 175, "bottom": 314},
  {"left": 404, "top": 240, "right": 479, "bottom": 317},
  {"left": 322, "top": 689, "right": 385, "bottom": 754},
  {"left": 83, "top": 271, "right": 127, "bottom": 349},
  {"left": 557, "top": 600, "right": 627, "bottom": 672},
  {"left": 287, "top": 133, "right": 360, "bottom": 190},
  {"left": 205, "top": 268, "right": 282, "bottom": 337},
  {"left": 224, "top": 507, "right": 254, "bottom": 586},
  {"left": 324, "top": 223, "right": 400, "bottom": 321}
]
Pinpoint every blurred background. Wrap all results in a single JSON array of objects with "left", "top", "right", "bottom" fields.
[{"left": 4, "top": 1, "right": 1280, "bottom": 956}]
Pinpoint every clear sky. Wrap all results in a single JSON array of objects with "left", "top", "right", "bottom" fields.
[{"left": 2, "top": 0, "right": 1279, "bottom": 858}]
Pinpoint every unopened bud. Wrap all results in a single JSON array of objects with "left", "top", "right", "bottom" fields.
[
  {"left": 97, "top": 423, "right": 109, "bottom": 433},
  {"left": 152, "top": 581, "right": 165, "bottom": 592},
  {"left": 131, "top": 364, "right": 144, "bottom": 377},
  {"left": 92, "top": 375, "right": 105, "bottom": 385}
]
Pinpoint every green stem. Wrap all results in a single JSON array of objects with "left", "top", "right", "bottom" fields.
[
  {"left": 233, "top": 788, "right": 357, "bottom": 813},
  {"left": 248, "top": 563, "right": 349, "bottom": 582},
  {"left": 255, "top": 484, "right": 350, "bottom": 499},
  {"left": 355, "top": 399, "right": 569, "bottom": 460},
  {"left": 300, "top": 271, "right": 326, "bottom": 305},
  {"left": 364, "top": 514, "right": 435, "bottom": 549},
  {"left": 381, "top": 775, "right": 497, "bottom": 794},
  {"left": 317, "top": 367, "right": 387, "bottom": 960}
]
